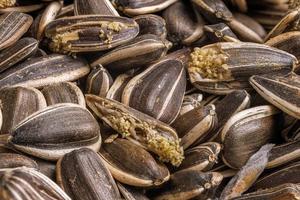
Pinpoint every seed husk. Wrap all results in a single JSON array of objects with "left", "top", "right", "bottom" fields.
[
  {"left": 210, "top": 90, "right": 251, "bottom": 142},
  {"left": 99, "top": 138, "right": 170, "bottom": 187},
  {"left": 86, "top": 65, "right": 113, "bottom": 97},
  {"left": 86, "top": 95, "right": 184, "bottom": 167},
  {"left": 0, "top": 37, "right": 38, "bottom": 73},
  {"left": 57, "top": 4, "right": 74, "bottom": 18},
  {"left": 172, "top": 104, "right": 217, "bottom": 149},
  {"left": 0, "top": 54, "right": 90, "bottom": 89},
  {"left": 251, "top": 161, "right": 300, "bottom": 191},
  {"left": 0, "top": 86, "right": 47, "bottom": 134},
  {"left": 117, "top": 183, "right": 150, "bottom": 200},
  {"left": 74, "top": 0, "right": 119, "bottom": 16},
  {"left": 56, "top": 148, "right": 121, "bottom": 200},
  {"left": 0, "top": 152, "right": 38, "bottom": 169},
  {"left": 91, "top": 34, "right": 171, "bottom": 71},
  {"left": 264, "top": 7, "right": 300, "bottom": 41},
  {"left": 134, "top": 14, "right": 167, "bottom": 39},
  {"left": 151, "top": 170, "right": 223, "bottom": 200},
  {"left": 8, "top": 103, "right": 101, "bottom": 160},
  {"left": 179, "top": 93, "right": 203, "bottom": 116},
  {"left": 45, "top": 15, "right": 139, "bottom": 53},
  {"left": 0, "top": 11, "right": 33, "bottom": 50},
  {"left": 41, "top": 82, "right": 86, "bottom": 107},
  {"left": 266, "top": 31, "right": 300, "bottom": 61},
  {"left": 177, "top": 142, "right": 221, "bottom": 172},
  {"left": 221, "top": 105, "right": 282, "bottom": 169},
  {"left": 232, "top": 183, "right": 300, "bottom": 200},
  {"left": 113, "top": 0, "right": 178, "bottom": 16},
  {"left": 122, "top": 56, "right": 186, "bottom": 124},
  {"left": 204, "top": 23, "right": 240, "bottom": 42},
  {"left": 163, "top": 2, "right": 205, "bottom": 45},
  {"left": 233, "top": 12, "right": 267, "bottom": 38},
  {"left": 250, "top": 73, "right": 300, "bottom": 119},
  {"left": 192, "top": 0, "right": 233, "bottom": 23},
  {"left": 31, "top": 1, "right": 62, "bottom": 40},
  {"left": 220, "top": 144, "right": 274, "bottom": 200},
  {"left": 267, "top": 140, "right": 300, "bottom": 169},
  {"left": 106, "top": 73, "right": 132, "bottom": 102},
  {"left": 0, "top": 108, "right": 2, "bottom": 130},
  {"left": 0, "top": 167, "right": 71, "bottom": 200}
]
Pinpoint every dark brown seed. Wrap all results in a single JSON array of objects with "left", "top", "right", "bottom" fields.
[
  {"left": 56, "top": 148, "right": 121, "bottom": 200},
  {"left": 204, "top": 23, "right": 240, "bottom": 42},
  {"left": 122, "top": 57, "right": 186, "bottom": 124},
  {"left": 9, "top": 103, "right": 101, "bottom": 160},
  {"left": 106, "top": 74, "right": 132, "bottom": 102},
  {"left": 0, "top": 167, "right": 71, "bottom": 200},
  {"left": 134, "top": 14, "right": 167, "bottom": 39},
  {"left": 177, "top": 142, "right": 221, "bottom": 172},
  {"left": 74, "top": 0, "right": 119, "bottom": 16},
  {"left": 0, "top": 86, "right": 47, "bottom": 134},
  {"left": 151, "top": 170, "right": 223, "bottom": 200},
  {"left": 267, "top": 140, "right": 300, "bottom": 169},
  {"left": 91, "top": 34, "right": 171, "bottom": 71},
  {"left": 0, "top": 37, "right": 38, "bottom": 73},
  {"left": 113, "top": 0, "right": 178, "bottom": 16},
  {"left": 86, "top": 65, "right": 113, "bottom": 97},
  {"left": 172, "top": 104, "right": 217, "bottom": 149},
  {"left": 220, "top": 144, "right": 274, "bottom": 200},
  {"left": 163, "top": 2, "right": 205, "bottom": 45},
  {"left": 233, "top": 183, "right": 300, "bottom": 200},
  {"left": 251, "top": 161, "right": 300, "bottom": 191},
  {"left": 0, "top": 54, "right": 90, "bottom": 89},
  {"left": 221, "top": 106, "right": 282, "bottom": 169},
  {"left": 0, "top": 153, "right": 38, "bottom": 169},
  {"left": 117, "top": 183, "right": 150, "bottom": 200},
  {"left": 192, "top": 0, "right": 233, "bottom": 23},
  {"left": 266, "top": 31, "right": 300, "bottom": 61},
  {"left": 250, "top": 73, "right": 300, "bottom": 119},
  {"left": 0, "top": 11, "right": 33, "bottom": 50},
  {"left": 99, "top": 138, "right": 170, "bottom": 187},
  {"left": 42, "top": 82, "right": 85, "bottom": 107}
]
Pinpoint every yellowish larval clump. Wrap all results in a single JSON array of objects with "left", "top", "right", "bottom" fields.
[
  {"left": 0, "top": 0, "right": 16, "bottom": 8},
  {"left": 147, "top": 133, "right": 184, "bottom": 167},
  {"left": 49, "top": 31, "right": 80, "bottom": 53},
  {"left": 188, "top": 47, "right": 231, "bottom": 80}
]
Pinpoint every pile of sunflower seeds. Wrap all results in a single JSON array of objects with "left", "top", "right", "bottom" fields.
[{"left": 0, "top": 0, "right": 300, "bottom": 199}]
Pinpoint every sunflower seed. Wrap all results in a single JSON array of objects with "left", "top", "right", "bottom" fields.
[
  {"left": 0, "top": 54, "right": 90, "bottom": 89},
  {"left": 91, "top": 34, "right": 171, "bottom": 71},
  {"left": 0, "top": 86, "right": 47, "bottom": 134},
  {"left": 8, "top": 103, "right": 101, "bottom": 160},
  {"left": 134, "top": 14, "right": 167, "bottom": 39},
  {"left": 122, "top": 55, "right": 186, "bottom": 124},
  {"left": 0, "top": 11, "right": 33, "bottom": 50},
  {"left": 0, "top": 167, "right": 71, "bottom": 200},
  {"left": 41, "top": 82, "right": 85, "bottom": 107},
  {"left": 74, "top": 0, "right": 119, "bottom": 16},
  {"left": 106, "top": 73, "right": 132, "bottom": 102},
  {"left": 99, "top": 137, "right": 170, "bottom": 187},
  {"left": 0, "top": 37, "right": 38, "bottom": 73},
  {"left": 56, "top": 148, "right": 121, "bottom": 200},
  {"left": 221, "top": 105, "right": 282, "bottom": 169},
  {"left": 0, "top": 152, "right": 38, "bottom": 169},
  {"left": 250, "top": 73, "right": 300, "bottom": 119}
]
